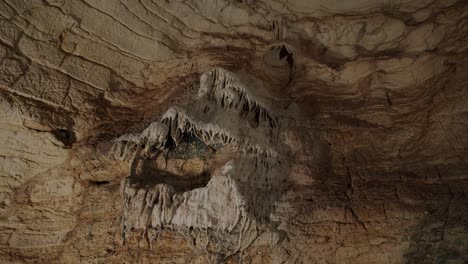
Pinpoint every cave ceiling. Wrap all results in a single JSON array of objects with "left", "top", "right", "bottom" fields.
[{"left": 0, "top": 0, "right": 467, "bottom": 263}]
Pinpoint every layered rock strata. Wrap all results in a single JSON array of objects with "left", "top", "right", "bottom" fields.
[{"left": 0, "top": 0, "right": 467, "bottom": 263}]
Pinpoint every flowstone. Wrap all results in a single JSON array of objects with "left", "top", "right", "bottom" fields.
[{"left": 112, "top": 68, "right": 288, "bottom": 260}]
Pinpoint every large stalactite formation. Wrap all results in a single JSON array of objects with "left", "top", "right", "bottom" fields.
[{"left": 0, "top": 0, "right": 467, "bottom": 263}]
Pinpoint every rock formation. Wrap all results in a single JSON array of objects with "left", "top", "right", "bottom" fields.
[{"left": 0, "top": 0, "right": 467, "bottom": 263}]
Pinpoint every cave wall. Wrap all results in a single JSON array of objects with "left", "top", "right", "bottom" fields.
[{"left": 0, "top": 0, "right": 467, "bottom": 263}]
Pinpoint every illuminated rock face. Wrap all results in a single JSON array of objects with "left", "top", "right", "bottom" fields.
[
  {"left": 0, "top": 0, "right": 467, "bottom": 263},
  {"left": 115, "top": 69, "right": 287, "bottom": 260}
]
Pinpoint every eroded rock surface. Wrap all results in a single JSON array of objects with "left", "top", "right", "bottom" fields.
[{"left": 0, "top": 0, "right": 467, "bottom": 263}]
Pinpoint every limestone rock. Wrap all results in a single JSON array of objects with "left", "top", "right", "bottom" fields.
[{"left": 0, "top": 0, "right": 467, "bottom": 263}]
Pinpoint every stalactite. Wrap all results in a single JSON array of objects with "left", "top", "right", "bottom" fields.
[
  {"left": 113, "top": 68, "right": 283, "bottom": 256},
  {"left": 199, "top": 68, "right": 278, "bottom": 128}
]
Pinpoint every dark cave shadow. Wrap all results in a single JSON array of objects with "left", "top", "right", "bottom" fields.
[{"left": 404, "top": 195, "right": 468, "bottom": 264}]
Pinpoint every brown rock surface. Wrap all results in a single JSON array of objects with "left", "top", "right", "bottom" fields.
[{"left": 0, "top": 0, "right": 467, "bottom": 263}]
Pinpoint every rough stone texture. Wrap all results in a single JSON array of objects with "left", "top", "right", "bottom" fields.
[{"left": 0, "top": 0, "right": 467, "bottom": 263}]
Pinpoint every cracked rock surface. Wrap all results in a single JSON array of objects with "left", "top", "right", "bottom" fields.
[{"left": 0, "top": 0, "right": 467, "bottom": 263}]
